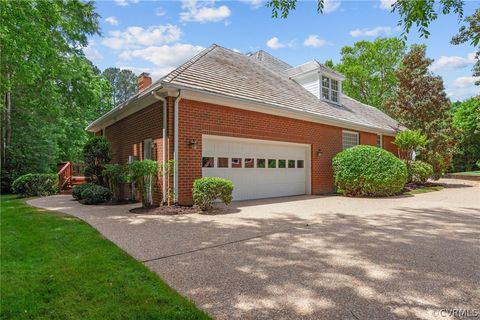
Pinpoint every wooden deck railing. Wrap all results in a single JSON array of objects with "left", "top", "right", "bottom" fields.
[{"left": 58, "top": 162, "right": 72, "bottom": 191}]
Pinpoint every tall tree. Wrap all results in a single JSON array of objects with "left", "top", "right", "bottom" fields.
[
  {"left": 385, "top": 45, "right": 456, "bottom": 178},
  {"left": 0, "top": 0, "right": 111, "bottom": 190},
  {"left": 102, "top": 68, "right": 138, "bottom": 107},
  {"left": 333, "top": 38, "right": 406, "bottom": 110}
]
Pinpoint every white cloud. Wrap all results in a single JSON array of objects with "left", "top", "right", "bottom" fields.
[
  {"left": 323, "top": 0, "right": 341, "bottom": 13},
  {"left": 453, "top": 76, "right": 479, "bottom": 88},
  {"left": 83, "top": 41, "right": 103, "bottom": 61},
  {"left": 350, "top": 26, "right": 393, "bottom": 37},
  {"left": 119, "top": 43, "right": 205, "bottom": 67},
  {"left": 447, "top": 76, "right": 479, "bottom": 100},
  {"left": 105, "top": 16, "right": 119, "bottom": 26},
  {"left": 303, "top": 35, "right": 327, "bottom": 48},
  {"left": 114, "top": 0, "right": 139, "bottom": 6},
  {"left": 266, "top": 37, "right": 295, "bottom": 50},
  {"left": 430, "top": 52, "right": 476, "bottom": 72},
  {"left": 102, "top": 25, "right": 182, "bottom": 49},
  {"left": 156, "top": 7, "right": 166, "bottom": 16},
  {"left": 180, "top": 0, "right": 231, "bottom": 23},
  {"left": 379, "top": 0, "right": 396, "bottom": 10},
  {"left": 241, "top": 0, "right": 264, "bottom": 9}
]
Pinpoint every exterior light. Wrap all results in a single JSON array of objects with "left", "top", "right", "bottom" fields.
[
  {"left": 189, "top": 138, "right": 198, "bottom": 150},
  {"left": 317, "top": 149, "right": 323, "bottom": 157}
]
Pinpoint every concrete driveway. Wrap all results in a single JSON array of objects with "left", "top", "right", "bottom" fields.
[{"left": 28, "top": 179, "right": 480, "bottom": 320}]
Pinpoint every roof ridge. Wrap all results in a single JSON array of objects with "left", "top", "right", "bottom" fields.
[{"left": 162, "top": 44, "right": 219, "bottom": 83}]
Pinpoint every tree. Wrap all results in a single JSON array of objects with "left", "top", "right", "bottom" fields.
[
  {"left": 102, "top": 68, "right": 138, "bottom": 107},
  {"left": 451, "top": 96, "right": 480, "bottom": 171},
  {"left": 385, "top": 45, "right": 456, "bottom": 178},
  {"left": 83, "top": 136, "right": 112, "bottom": 185},
  {"left": 333, "top": 38, "right": 406, "bottom": 110},
  {"left": 451, "top": 8, "right": 480, "bottom": 85}
]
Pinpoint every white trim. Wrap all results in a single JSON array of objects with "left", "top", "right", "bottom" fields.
[
  {"left": 342, "top": 130, "right": 359, "bottom": 149},
  {"left": 377, "top": 133, "right": 383, "bottom": 148},
  {"left": 173, "top": 91, "right": 182, "bottom": 203}
]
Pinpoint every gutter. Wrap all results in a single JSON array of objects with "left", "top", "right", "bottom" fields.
[
  {"left": 151, "top": 91, "right": 167, "bottom": 204},
  {"left": 173, "top": 90, "right": 183, "bottom": 204}
]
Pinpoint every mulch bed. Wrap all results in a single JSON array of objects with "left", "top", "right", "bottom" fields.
[
  {"left": 129, "top": 205, "right": 199, "bottom": 215},
  {"left": 403, "top": 181, "right": 444, "bottom": 192}
]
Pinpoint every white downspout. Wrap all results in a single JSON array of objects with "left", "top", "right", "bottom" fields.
[
  {"left": 151, "top": 91, "right": 167, "bottom": 204},
  {"left": 173, "top": 90, "right": 182, "bottom": 204}
]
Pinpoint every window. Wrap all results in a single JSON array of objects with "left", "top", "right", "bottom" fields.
[
  {"left": 218, "top": 157, "right": 228, "bottom": 168},
  {"left": 376, "top": 134, "right": 383, "bottom": 148},
  {"left": 257, "top": 159, "right": 266, "bottom": 168},
  {"left": 321, "top": 75, "right": 340, "bottom": 103},
  {"left": 342, "top": 131, "right": 359, "bottom": 150},
  {"left": 245, "top": 158, "right": 254, "bottom": 168},
  {"left": 297, "top": 160, "right": 304, "bottom": 168},
  {"left": 268, "top": 159, "right": 276, "bottom": 168},
  {"left": 202, "top": 157, "right": 214, "bottom": 168},
  {"left": 288, "top": 160, "right": 295, "bottom": 168},
  {"left": 231, "top": 158, "right": 242, "bottom": 168},
  {"left": 278, "top": 159, "right": 286, "bottom": 168},
  {"left": 143, "top": 138, "right": 153, "bottom": 160}
]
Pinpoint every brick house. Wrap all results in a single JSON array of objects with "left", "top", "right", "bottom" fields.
[{"left": 87, "top": 45, "right": 400, "bottom": 205}]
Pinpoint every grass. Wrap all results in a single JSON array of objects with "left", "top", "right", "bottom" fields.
[
  {"left": 0, "top": 195, "right": 210, "bottom": 320},
  {"left": 405, "top": 185, "right": 444, "bottom": 195},
  {"left": 450, "top": 170, "right": 480, "bottom": 176}
]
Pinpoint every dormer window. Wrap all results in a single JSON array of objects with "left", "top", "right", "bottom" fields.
[{"left": 321, "top": 75, "right": 339, "bottom": 103}]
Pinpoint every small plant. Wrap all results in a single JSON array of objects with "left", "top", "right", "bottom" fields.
[
  {"left": 83, "top": 136, "right": 112, "bottom": 185},
  {"left": 409, "top": 160, "right": 434, "bottom": 184},
  {"left": 394, "top": 130, "right": 428, "bottom": 160},
  {"left": 12, "top": 173, "right": 58, "bottom": 197},
  {"left": 102, "top": 164, "right": 127, "bottom": 201},
  {"left": 192, "top": 177, "right": 234, "bottom": 211},
  {"left": 71, "top": 183, "right": 96, "bottom": 201},
  {"left": 80, "top": 185, "right": 112, "bottom": 205},
  {"left": 159, "top": 160, "right": 175, "bottom": 206},
  {"left": 333, "top": 145, "right": 408, "bottom": 197},
  {"left": 128, "top": 160, "right": 159, "bottom": 207}
]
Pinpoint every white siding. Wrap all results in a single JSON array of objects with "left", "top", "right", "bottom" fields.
[{"left": 294, "top": 73, "right": 320, "bottom": 98}]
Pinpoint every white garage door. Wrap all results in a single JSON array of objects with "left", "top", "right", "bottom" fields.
[{"left": 202, "top": 135, "right": 310, "bottom": 201}]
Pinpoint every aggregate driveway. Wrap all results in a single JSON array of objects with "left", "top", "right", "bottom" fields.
[{"left": 28, "top": 179, "right": 480, "bottom": 320}]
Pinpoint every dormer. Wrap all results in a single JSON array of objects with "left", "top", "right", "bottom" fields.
[{"left": 286, "top": 60, "right": 345, "bottom": 105}]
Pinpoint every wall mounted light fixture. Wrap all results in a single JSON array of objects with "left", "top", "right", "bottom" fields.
[
  {"left": 189, "top": 138, "right": 198, "bottom": 150},
  {"left": 317, "top": 149, "right": 323, "bottom": 157}
]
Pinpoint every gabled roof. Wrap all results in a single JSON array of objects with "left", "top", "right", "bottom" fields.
[
  {"left": 286, "top": 60, "right": 345, "bottom": 80},
  {"left": 88, "top": 44, "right": 400, "bottom": 134}
]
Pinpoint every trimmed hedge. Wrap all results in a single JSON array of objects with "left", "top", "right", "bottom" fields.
[
  {"left": 333, "top": 145, "right": 408, "bottom": 197},
  {"left": 409, "top": 160, "right": 433, "bottom": 184},
  {"left": 71, "top": 183, "right": 96, "bottom": 200},
  {"left": 192, "top": 177, "right": 234, "bottom": 211},
  {"left": 12, "top": 174, "right": 58, "bottom": 197},
  {"left": 79, "top": 184, "right": 112, "bottom": 205}
]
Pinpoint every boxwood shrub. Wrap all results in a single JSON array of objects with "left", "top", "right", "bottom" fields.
[
  {"left": 11, "top": 173, "right": 58, "bottom": 197},
  {"left": 409, "top": 160, "right": 433, "bottom": 184},
  {"left": 71, "top": 183, "right": 96, "bottom": 200},
  {"left": 333, "top": 145, "right": 408, "bottom": 197},
  {"left": 192, "top": 177, "right": 234, "bottom": 211},
  {"left": 79, "top": 184, "right": 112, "bottom": 205}
]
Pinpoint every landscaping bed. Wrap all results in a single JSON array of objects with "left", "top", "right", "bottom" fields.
[
  {"left": 130, "top": 205, "right": 199, "bottom": 215},
  {"left": 403, "top": 182, "right": 444, "bottom": 194}
]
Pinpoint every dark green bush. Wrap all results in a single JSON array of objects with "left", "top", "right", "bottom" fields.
[
  {"left": 333, "top": 145, "right": 408, "bottom": 197},
  {"left": 192, "top": 177, "right": 234, "bottom": 211},
  {"left": 80, "top": 185, "right": 112, "bottom": 205},
  {"left": 11, "top": 173, "right": 58, "bottom": 197},
  {"left": 71, "top": 183, "right": 96, "bottom": 200},
  {"left": 83, "top": 136, "right": 111, "bottom": 185},
  {"left": 409, "top": 160, "right": 433, "bottom": 184}
]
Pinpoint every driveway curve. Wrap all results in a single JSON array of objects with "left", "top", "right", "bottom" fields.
[{"left": 28, "top": 179, "right": 480, "bottom": 320}]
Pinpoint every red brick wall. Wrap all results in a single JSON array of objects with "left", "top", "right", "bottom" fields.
[
  {"left": 176, "top": 98, "right": 394, "bottom": 205},
  {"left": 383, "top": 135, "right": 398, "bottom": 155},
  {"left": 104, "top": 102, "right": 164, "bottom": 203}
]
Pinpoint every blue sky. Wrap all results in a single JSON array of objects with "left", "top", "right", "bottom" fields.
[{"left": 85, "top": 0, "right": 479, "bottom": 101}]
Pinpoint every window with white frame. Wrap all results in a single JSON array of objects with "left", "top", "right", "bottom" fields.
[
  {"left": 321, "top": 75, "right": 339, "bottom": 103},
  {"left": 342, "top": 131, "right": 359, "bottom": 150},
  {"left": 143, "top": 138, "right": 153, "bottom": 160},
  {"left": 376, "top": 134, "right": 383, "bottom": 148}
]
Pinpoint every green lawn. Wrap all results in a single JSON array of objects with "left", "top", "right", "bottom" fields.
[
  {"left": 405, "top": 185, "right": 444, "bottom": 195},
  {"left": 451, "top": 170, "right": 480, "bottom": 176},
  {"left": 0, "top": 195, "right": 210, "bottom": 320}
]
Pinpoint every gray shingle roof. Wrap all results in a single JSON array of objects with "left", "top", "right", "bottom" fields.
[{"left": 161, "top": 44, "right": 400, "bottom": 133}]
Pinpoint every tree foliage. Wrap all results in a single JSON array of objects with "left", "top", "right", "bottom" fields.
[
  {"left": 83, "top": 136, "right": 112, "bottom": 185},
  {"left": 129, "top": 160, "right": 159, "bottom": 208},
  {"left": 0, "top": 0, "right": 112, "bottom": 191},
  {"left": 385, "top": 45, "right": 456, "bottom": 178},
  {"left": 451, "top": 96, "right": 480, "bottom": 171},
  {"left": 333, "top": 38, "right": 406, "bottom": 110},
  {"left": 102, "top": 68, "right": 138, "bottom": 107}
]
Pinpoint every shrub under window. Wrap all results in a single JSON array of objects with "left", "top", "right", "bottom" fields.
[
  {"left": 12, "top": 173, "right": 58, "bottom": 197},
  {"left": 192, "top": 177, "right": 234, "bottom": 211},
  {"left": 333, "top": 145, "right": 408, "bottom": 197}
]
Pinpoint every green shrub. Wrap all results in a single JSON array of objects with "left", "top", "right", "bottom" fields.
[
  {"left": 192, "top": 177, "right": 234, "bottom": 211},
  {"left": 71, "top": 183, "right": 96, "bottom": 201},
  {"left": 409, "top": 160, "right": 433, "bottom": 184},
  {"left": 128, "top": 160, "right": 158, "bottom": 207},
  {"left": 83, "top": 136, "right": 111, "bottom": 185},
  {"left": 103, "top": 164, "right": 127, "bottom": 201},
  {"left": 80, "top": 185, "right": 112, "bottom": 205},
  {"left": 394, "top": 130, "right": 428, "bottom": 159},
  {"left": 333, "top": 145, "right": 408, "bottom": 197},
  {"left": 11, "top": 173, "right": 58, "bottom": 197}
]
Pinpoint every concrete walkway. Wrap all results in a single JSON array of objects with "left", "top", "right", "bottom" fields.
[{"left": 28, "top": 179, "right": 480, "bottom": 320}]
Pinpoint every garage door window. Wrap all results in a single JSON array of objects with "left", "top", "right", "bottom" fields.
[
  {"left": 342, "top": 131, "right": 359, "bottom": 150},
  {"left": 268, "top": 159, "right": 276, "bottom": 168},
  {"left": 202, "top": 157, "right": 214, "bottom": 168},
  {"left": 279, "top": 159, "right": 286, "bottom": 168},
  {"left": 232, "top": 158, "right": 242, "bottom": 168},
  {"left": 288, "top": 160, "right": 295, "bottom": 168},
  {"left": 257, "top": 159, "right": 266, "bottom": 168},
  {"left": 245, "top": 158, "right": 254, "bottom": 168},
  {"left": 297, "top": 160, "right": 304, "bottom": 168},
  {"left": 218, "top": 157, "right": 228, "bottom": 168}
]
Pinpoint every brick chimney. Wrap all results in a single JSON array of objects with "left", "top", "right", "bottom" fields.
[{"left": 137, "top": 72, "right": 152, "bottom": 92}]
